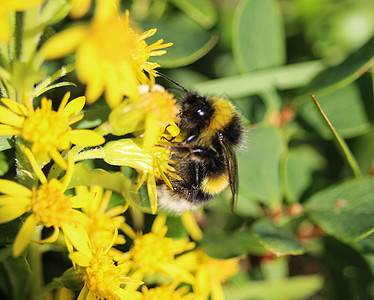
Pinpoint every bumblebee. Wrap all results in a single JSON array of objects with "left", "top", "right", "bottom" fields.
[{"left": 156, "top": 73, "right": 245, "bottom": 213}]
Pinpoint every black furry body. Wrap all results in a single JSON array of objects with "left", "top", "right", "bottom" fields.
[{"left": 158, "top": 92, "right": 245, "bottom": 212}]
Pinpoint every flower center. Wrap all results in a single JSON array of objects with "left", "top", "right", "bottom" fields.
[
  {"left": 85, "top": 250, "right": 122, "bottom": 298},
  {"left": 22, "top": 101, "right": 71, "bottom": 154},
  {"left": 131, "top": 232, "right": 174, "bottom": 274},
  {"left": 32, "top": 180, "right": 72, "bottom": 227}
]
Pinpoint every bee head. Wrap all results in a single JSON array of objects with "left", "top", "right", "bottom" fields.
[{"left": 180, "top": 94, "right": 214, "bottom": 130}]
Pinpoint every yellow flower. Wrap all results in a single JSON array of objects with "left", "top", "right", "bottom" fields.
[
  {"left": 129, "top": 214, "right": 196, "bottom": 283},
  {"left": 141, "top": 282, "right": 194, "bottom": 300},
  {"left": 193, "top": 250, "right": 240, "bottom": 300},
  {"left": 0, "top": 149, "right": 93, "bottom": 257},
  {"left": 0, "top": 92, "right": 104, "bottom": 169},
  {"left": 41, "top": 6, "right": 172, "bottom": 108},
  {"left": 70, "top": 243, "right": 142, "bottom": 300},
  {"left": 77, "top": 186, "right": 127, "bottom": 250},
  {"left": 129, "top": 26, "right": 172, "bottom": 77}
]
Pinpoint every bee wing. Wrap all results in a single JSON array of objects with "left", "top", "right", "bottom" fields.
[{"left": 218, "top": 134, "right": 239, "bottom": 212}]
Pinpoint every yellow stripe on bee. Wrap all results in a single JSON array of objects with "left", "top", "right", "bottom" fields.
[
  {"left": 199, "top": 98, "right": 234, "bottom": 146},
  {"left": 201, "top": 174, "right": 229, "bottom": 195}
]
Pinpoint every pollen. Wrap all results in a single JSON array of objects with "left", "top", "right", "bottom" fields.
[
  {"left": 85, "top": 250, "right": 122, "bottom": 299},
  {"left": 31, "top": 180, "right": 72, "bottom": 227},
  {"left": 22, "top": 99, "right": 71, "bottom": 155}
]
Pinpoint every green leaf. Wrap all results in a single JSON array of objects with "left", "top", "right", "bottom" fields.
[
  {"left": 304, "top": 35, "right": 374, "bottom": 94},
  {"left": 33, "top": 81, "right": 76, "bottom": 98},
  {"left": 237, "top": 125, "right": 284, "bottom": 208},
  {"left": 305, "top": 92, "right": 362, "bottom": 178},
  {"left": 193, "top": 61, "right": 324, "bottom": 98},
  {"left": 165, "top": 216, "right": 187, "bottom": 239},
  {"left": 224, "top": 275, "right": 323, "bottom": 300},
  {"left": 144, "top": 13, "right": 218, "bottom": 68},
  {"left": 351, "top": 130, "right": 374, "bottom": 176},
  {"left": 74, "top": 105, "right": 110, "bottom": 129},
  {"left": 305, "top": 177, "right": 374, "bottom": 242},
  {"left": 260, "top": 257, "right": 289, "bottom": 280},
  {"left": 233, "top": 0, "right": 286, "bottom": 72},
  {"left": 251, "top": 219, "right": 304, "bottom": 255},
  {"left": 299, "top": 83, "right": 371, "bottom": 139},
  {"left": 282, "top": 146, "right": 326, "bottom": 203},
  {"left": 201, "top": 229, "right": 267, "bottom": 259},
  {"left": 169, "top": 0, "right": 217, "bottom": 28},
  {"left": 0, "top": 151, "right": 9, "bottom": 176},
  {"left": 0, "top": 218, "right": 22, "bottom": 245},
  {"left": 0, "top": 254, "right": 34, "bottom": 300},
  {"left": 0, "top": 136, "right": 13, "bottom": 151}
]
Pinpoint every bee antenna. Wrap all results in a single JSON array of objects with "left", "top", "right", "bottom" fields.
[{"left": 155, "top": 71, "right": 190, "bottom": 94}]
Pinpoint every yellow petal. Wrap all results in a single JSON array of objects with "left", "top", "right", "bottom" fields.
[
  {"left": 40, "top": 25, "right": 88, "bottom": 59},
  {"left": 0, "top": 179, "right": 32, "bottom": 197},
  {"left": 49, "top": 148, "right": 68, "bottom": 170},
  {"left": 0, "top": 195, "right": 31, "bottom": 206},
  {"left": 13, "top": 214, "right": 37, "bottom": 257},
  {"left": 0, "top": 205, "right": 28, "bottom": 223},
  {"left": 57, "top": 92, "right": 71, "bottom": 113},
  {"left": 69, "top": 251, "right": 91, "bottom": 267},
  {"left": 76, "top": 42, "right": 104, "bottom": 103},
  {"left": 69, "top": 129, "right": 105, "bottom": 146},
  {"left": 0, "top": 105, "right": 24, "bottom": 128},
  {"left": 161, "top": 263, "right": 195, "bottom": 284},
  {"left": 62, "top": 96, "right": 85, "bottom": 119},
  {"left": 68, "top": 113, "right": 84, "bottom": 126},
  {"left": 0, "top": 124, "right": 21, "bottom": 135},
  {"left": 211, "top": 281, "right": 225, "bottom": 300},
  {"left": 70, "top": 193, "right": 94, "bottom": 208},
  {"left": 77, "top": 284, "right": 89, "bottom": 300},
  {"left": 62, "top": 223, "right": 91, "bottom": 256},
  {"left": 147, "top": 173, "right": 157, "bottom": 214},
  {"left": 22, "top": 146, "right": 48, "bottom": 184},
  {"left": 143, "top": 113, "right": 160, "bottom": 150},
  {"left": 61, "top": 151, "right": 74, "bottom": 191},
  {"left": 151, "top": 214, "right": 167, "bottom": 235},
  {"left": 70, "top": 0, "right": 92, "bottom": 18},
  {"left": 181, "top": 211, "right": 203, "bottom": 241},
  {"left": 103, "top": 65, "right": 122, "bottom": 108},
  {"left": 38, "top": 225, "right": 60, "bottom": 243},
  {"left": 1, "top": 98, "right": 28, "bottom": 116}
]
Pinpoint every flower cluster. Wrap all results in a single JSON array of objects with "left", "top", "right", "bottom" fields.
[{"left": 0, "top": 1, "right": 239, "bottom": 299}]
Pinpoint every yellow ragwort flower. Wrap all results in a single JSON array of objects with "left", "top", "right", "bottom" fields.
[
  {"left": 0, "top": 92, "right": 104, "bottom": 169},
  {"left": 141, "top": 282, "right": 194, "bottom": 300},
  {"left": 41, "top": 6, "right": 172, "bottom": 108},
  {"left": 0, "top": 149, "right": 93, "bottom": 257},
  {"left": 70, "top": 241, "right": 142, "bottom": 300},
  {"left": 128, "top": 24, "right": 173, "bottom": 77},
  {"left": 129, "top": 214, "right": 196, "bottom": 283},
  {"left": 193, "top": 249, "right": 240, "bottom": 300},
  {"left": 77, "top": 186, "right": 127, "bottom": 250}
]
